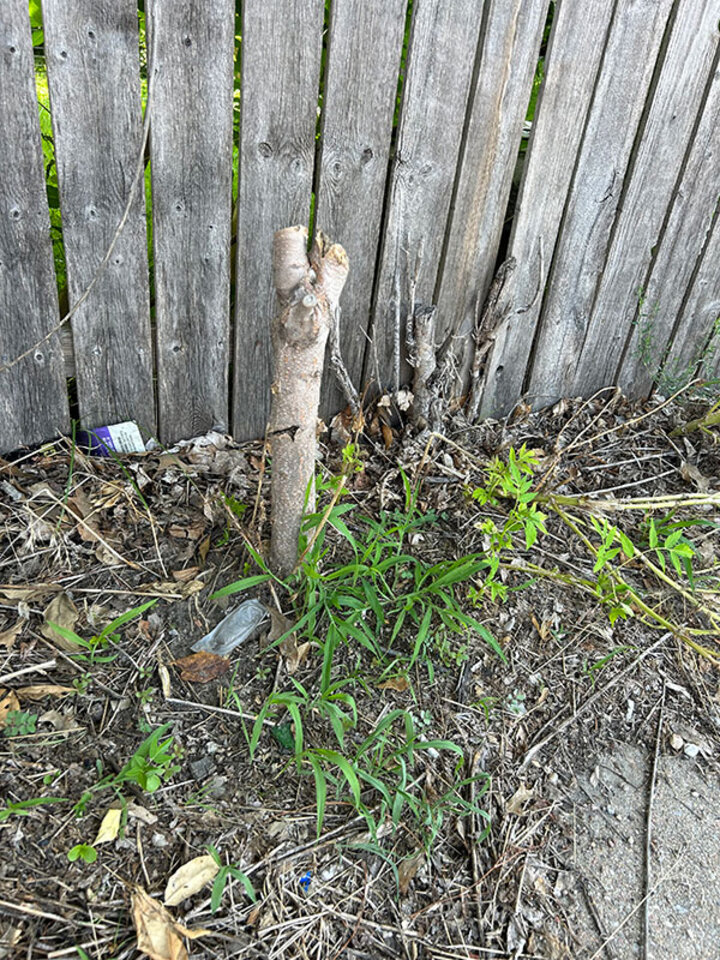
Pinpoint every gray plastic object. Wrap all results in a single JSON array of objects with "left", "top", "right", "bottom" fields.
[{"left": 191, "top": 598, "right": 268, "bottom": 656}]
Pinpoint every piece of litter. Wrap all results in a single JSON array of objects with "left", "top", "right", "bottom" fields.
[
  {"left": 76, "top": 421, "right": 146, "bottom": 456},
  {"left": 191, "top": 599, "right": 268, "bottom": 656},
  {"left": 299, "top": 871, "right": 311, "bottom": 891}
]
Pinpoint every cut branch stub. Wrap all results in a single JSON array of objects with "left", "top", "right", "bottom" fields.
[{"left": 269, "top": 226, "right": 349, "bottom": 578}]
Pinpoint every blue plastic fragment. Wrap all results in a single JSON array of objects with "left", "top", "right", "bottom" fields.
[{"left": 299, "top": 871, "right": 311, "bottom": 891}]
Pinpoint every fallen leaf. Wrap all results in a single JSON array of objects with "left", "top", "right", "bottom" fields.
[
  {"left": 377, "top": 676, "right": 410, "bottom": 693},
  {"left": 398, "top": 851, "right": 424, "bottom": 895},
  {"left": 381, "top": 422, "right": 393, "bottom": 450},
  {"left": 172, "top": 567, "right": 200, "bottom": 583},
  {"left": 158, "top": 663, "right": 172, "bottom": 699},
  {"left": 0, "top": 690, "right": 21, "bottom": 728},
  {"left": 198, "top": 536, "right": 211, "bottom": 564},
  {"left": 268, "top": 609, "right": 308, "bottom": 674},
  {"left": 94, "top": 806, "right": 122, "bottom": 845},
  {"left": 132, "top": 886, "right": 187, "bottom": 960},
  {"left": 246, "top": 902, "right": 263, "bottom": 926},
  {"left": 0, "top": 620, "right": 24, "bottom": 650},
  {"left": 40, "top": 593, "right": 80, "bottom": 651},
  {"left": 505, "top": 783, "right": 534, "bottom": 815},
  {"left": 164, "top": 855, "right": 219, "bottom": 907},
  {"left": 680, "top": 461, "right": 709, "bottom": 493},
  {"left": 38, "top": 709, "right": 81, "bottom": 732},
  {"left": 127, "top": 802, "right": 158, "bottom": 825},
  {"left": 172, "top": 651, "right": 230, "bottom": 683},
  {"left": 0, "top": 583, "right": 60, "bottom": 602},
  {"left": 16, "top": 684, "right": 75, "bottom": 700}
]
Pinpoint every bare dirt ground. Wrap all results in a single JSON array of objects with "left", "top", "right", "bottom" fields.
[{"left": 0, "top": 388, "right": 718, "bottom": 960}]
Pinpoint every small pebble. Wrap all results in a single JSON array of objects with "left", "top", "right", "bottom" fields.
[{"left": 683, "top": 743, "right": 700, "bottom": 759}]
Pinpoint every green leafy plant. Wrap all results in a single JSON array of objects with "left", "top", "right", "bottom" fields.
[
  {"left": 72, "top": 722, "right": 180, "bottom": 816},
  {"left": 207, "top": 844, "right": 257, "bottom": 912},
  {"left": 0, "top": 795, "right": 66, "bottom": 822},
  {"left": 3, "top": 709, "right": 37, "bottom": 737},
  {"left": 48, "top": 599, "right": 157, "bottom": 665}
]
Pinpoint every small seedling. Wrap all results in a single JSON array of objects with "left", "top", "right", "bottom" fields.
[
  {"left": 48, "top": 599, "right": 157, "bottom": 665},
  {"left": 3, "top": 710, "right": 37, "bottom": 737},
  {"left": 207, "top": 844, "right": 257, "bottom": 912},
  {"left": 67, "top": 843, "right": 98, "bottom": 864}
]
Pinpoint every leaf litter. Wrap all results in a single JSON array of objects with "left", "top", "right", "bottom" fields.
[{"left": 0, "top": 392, "right": 718, "bottom": 958}]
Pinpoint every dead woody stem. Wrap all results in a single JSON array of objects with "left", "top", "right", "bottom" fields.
[{"left": 269, "top": 226, "right": 349, "bottom": 578}]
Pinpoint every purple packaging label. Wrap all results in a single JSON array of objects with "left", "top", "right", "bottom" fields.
[{"left": 77, "top": 421, "right": 145, "bottom": 456}]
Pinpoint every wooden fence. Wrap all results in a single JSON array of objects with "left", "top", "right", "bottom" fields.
[{"left": 1, "top": 0, "right": 719, "bottom": 454}]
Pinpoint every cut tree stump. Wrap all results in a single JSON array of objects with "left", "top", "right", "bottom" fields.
[{"left": 269, "top": 226, "right": 349, "bottom": 578}]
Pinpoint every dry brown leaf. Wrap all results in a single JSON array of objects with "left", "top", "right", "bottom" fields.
[
  {"left": 131, "top": 886, "right": 187, "bottom": 960},
  {"left": 268, "top": 609, "right": 308, "bottom": 674},
  {"left": 530, "top": 614, "right": 551, "bottom": 641},
  {"left": 40, "top": 593, "right": 80, "bottom": 651},
  {"left": 0, "top": 690, "right": 20, "bottom": 728},
  {"left": 94, "top": 806, "right": 122, "bottom": 845},
  {"left": 158, "top": 663, "right": 172, "bottom": 699},
  {"left": 172, "top": 651, "right": 230, "bottom": 684},
  {"left": 164, "top": 855, "right": 219, "bottom": 906},
  {"left": 171, "top": 567, "right": 200, "bottom": 583},
  {"left": 198, "top": 536, "right": 211, "bottom": 564},
  {"left": 381, "top": 422, "right": 393, "bottom": 450},
  {"left": 0, "top": 582, "right": 60, "bottom": 602},
  {"left": 505, "top": 783, "right": 534, "bottom": 815},
  {"left": 16, "top": 684, "right": 75, "bottom": 700},
  {"left": 680, "top": 461, "right": 709, "bottom": 493},
  {"left": 398, "top": 851, "right": 424, "bottom": 895},
  {"left": 377, "top": 676, "right": 410, "bottom": 693},
  {"left": 127, "top": 802, "right": 158, "bottom": 825},
  {"left": 246, "top": 902, "right": 263, "bottom": 926},
  {"left": 0, "top": 620, "right": 24, "bottom": 650},
  {"left": 180, "top": 580, "right": 205, "bottom": 598}
]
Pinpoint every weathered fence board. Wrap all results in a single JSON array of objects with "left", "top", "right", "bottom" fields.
[
  {"left": 150, "top": 0, "right": 235, "bottom": 442},
  {"left": 659, "top": 213, "right": 720, "bottom": 386},
  {"left": 233, "top": 0, "right": 324, "bottom": 441},
  {"left": 619, "top": 49, "right": 720, "bottom": 398},
  {"left": 434, "top": 0, "right": 548, "bottom": 390},
  {"left": 370, "top": 0, "right": 483, "bottom": 396},
  {"left": 525, "top": 0, "right": 674, "bottom": 410},
  {"left": 0, "top": 0, "right": 69, "bottom": 451},
  {"left": 315, "top": 0, "right": 407, "bottom": 417},
  {"left": 570, "top": 0, "right": 720, "bottom": 397},
  {"left": 43, "top": 0, "right": 154, "bottom": 432},
  {"left": 479, "top": 0, "right": 616, "bottom": 418}
]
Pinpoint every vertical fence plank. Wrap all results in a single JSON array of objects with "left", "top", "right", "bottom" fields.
[
  {"left": 43, "top": 0, "right": 154, "bottom": 433},
  {"left": 232, "top": 0, "right": 324, "bottom": 442},
  {"left": 434, "top": 0, "right": 547, "bottom": 386},
  {"left": 618, "top": 58, "right": 720, "bottom": 397},
  {"left": 315, "top": 0, "right": 407, "bottom": 418},
  {"left": 480, "top": 0, "right": 615, "bottom": 417},
  {"left": 370, "top": 0, "right": 484, "bottom": 395},
  {"left": 0, "top": 1, "right": 69, "bottom": 452},
  {"left": 658, "top": 218, "right": 720, "bottom": 385},
  {"left": 525, "top": 0, "right": 674, "bottom": 410},
  {"left": 0, "top": 0, "right": 69, "bottom": 452},
  {"left": 571, "top": 0, "right": 720, "bottom": 397},
  {"left": 150, "top": 0, "right": 235, "bottom": 443}
]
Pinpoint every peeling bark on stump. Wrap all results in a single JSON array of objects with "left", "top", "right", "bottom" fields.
[{"left": 269, "top": 226, "right": 349, "bottom": 578}]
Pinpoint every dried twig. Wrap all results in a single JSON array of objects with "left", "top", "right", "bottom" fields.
[
  {"left": 328, "top": 306, "right": 361, "bottom": 415},
  {"left": 520, "top": 635, "right": 670, "bottom": 770}
]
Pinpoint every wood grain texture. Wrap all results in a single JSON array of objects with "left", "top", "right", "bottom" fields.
[
  {"left": 658, "top": 211, "right": 720, "bottom": 386},
  {"left": 0, "top": 0, "right": 68, "bottom": 452},
  {"left": 150, "top": 0, "right": 235, "bottom": 443},
  {"left": 232, "top": 0, "right": 324, "bottom": 442},
  {"left": 525, "top": 0, "right": 674, "bottom": 411},
  {"left": 619, "top": 51, "right": 720, "bottom": 397},
  {"left": 370, "top": 0, "right": 484, "bottom": 396},
  {"left": 479, "top": 0, "right": 616, "bottom": 418},
  {"left": 43, "top": 0, "right": 153, "bottom": 433},
  {"left": 315, "top": 0, "right": 407, "bottom": 419},
  {"left": 433, "top": 0, "right": 547, "bottom": 391},
  {"left": 571, "top": 0, "right": 720, "bottom": 397}
]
